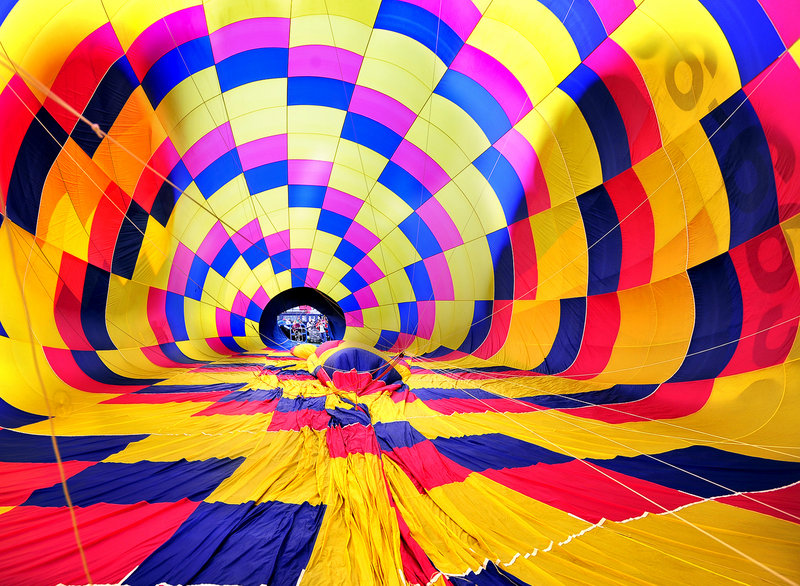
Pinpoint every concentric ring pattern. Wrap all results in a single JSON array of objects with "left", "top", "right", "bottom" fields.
[{"left": 0, "top": 0, "right": 799, "bottom": 584}]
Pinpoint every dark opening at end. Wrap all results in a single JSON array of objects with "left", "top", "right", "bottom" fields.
[{"left": 259, "top": 287, "right": 346, "bottom": 349}]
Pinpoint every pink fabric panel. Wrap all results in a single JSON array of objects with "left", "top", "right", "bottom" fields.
[
  {"left": 494, "top": 129, "right": 550, "bottom": 215},
  {"left": 588, "top": 0, "right": 636, "bottom": 34},
  {"left": 252, "top": 287, "right": 269, "bottom": 308},
  {"left": 264, "top": 231, "right": 290, "bottom": 255},
  {"left": 168, "top": 243, "right": 195, "bottom": 294},
  {"left": 450, "top": 45, "right": 531, "bottom": 125},
  {"left": 146, "top": 288, "right": 170, "bottom": 344},
  {"left": 345, "top": 310, "right": 364, "bottom": 327},
  {"left": 344, "top": 222, "right": 380, "bottom": 252},
  {"left": 349, "top": 85, "right": 417, "bottom": 137},
  {"left": 322, "top": 188, "right": 363, "bottom": 219},
  {"left": 393, "top": 332, "right": 415, "bottom": 352},
  {"left": 291, "top": 248, "right": 313, "bottom": 268},
  {"left": 416, "top": 198, "right": 462, "bottom": 251},
  {"left": 754, "top": 0, "right": 799, "bottom": 46},
  {"left": 305, "top": 269, "right": 324, "bottom": 289},
  {"left": 399, "top": 0, "right": 481, "bottom": 40},
  {"left": 423, "top": 253, "right": 454, "bottom": 300},
  {"left": 127, "top": 6, "right": 208, "bottom": 79},
  {"left": 232, "top": 291, "right": 250, "bottom": 316},
  {"left": 215, "top": 308, "right": 233, "bottom": 337},
  {"left": 231, "top": 219, "right": 264, "bottom": 253},
  {"left": 196, "top": 222, "right": 228, "bottom": 265},
  {"left": 288, "top": 45, "right": 363, "bottom": 83},
  {"left": 353, "top": 255, "right": 384, "bottom": 284},
  {"left": 206, "top": 337, "right": 238, "bottom": 354},
  {"left": 354, "top": 286, "right": 379, "bottom": 308},
  {"left": 210, "top": 17, "right": 290, "bottom": 62},
  {"left": 416, "top": 300, "right": 436, "bottom": 339},
  {"left": 181, "top": 123, "right": 235, "bottom": 176},
  {"left": 238, "top": 135, "right": 287, "bottom": 171},
  {"left": 391, "top": 140, "right": 450, "bottom": 194},
  {"left": 288, "top": 159, "right": 333, "bottom": 185}
]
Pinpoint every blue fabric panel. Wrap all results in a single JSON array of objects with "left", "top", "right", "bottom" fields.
[
  {"left": 473, "top": 148, "right": 529, "bottom": 225},
  {"left": 669, "top": 253, "right": 742, "bottom": 382},
  {"left": 127, "top": 501, "right": 325, "bottom": 586},
  {"left": 244, "top": 160, "right": 288, "bottom": 194},
  {"left": 404, "top": 261, "right": 434, "bottom": 301},
  {"left": 136, "top": 382, "right": 247, "bottom": 394},
  {"left": 698, "top": 0, "right": 784, "bottom": 85},
  {"left": 334, "top": 239, "right": 366, "bottom": 266},
  {"left": 164, "top": 291, "right": 189, "bottom": 341},
  {"left": 451, "top": 562, "right": 532, "bottom": 586},
  {"left": 540, "top": 0, "right": 605, "bottom": 59},
  {"left": 336, "top": 293, "right": 359, "bottom": 313},
  {"left": 534, "top": 297, "right": 586, "bottom": 374},
  {"left": 230, "top": 313, "right": 246, "bottom": 336},
  {"left": 522, "top": 384, "right": 658, "bottom": 409},
  {"left": 291, "top": 268, "right": 308, "bottom": 288},
  {"left": 412, "top": 387, "right": 501, "bottom": 400},
  {"left": 316, "top": 209, "right": 352, "bottom": 237},
  {"left": 701, "top": 91, "right": 779, "bottom": 248},
  {"left": 560, "top": 64, "right": 630, "bottom": 180},
  {"left": 158, "top": 342, "right": 205, "bottom": 364},
  {"left": 577, "top": 185, "right": 622, "bottom": 295},
  {"left": 288, "top": 76, "right": 354, "bottom": 110},
  {"left": 0, "top": 1, "right": 18, "bottom": 24},
  {"left": 150, "top": 161, "right": 191, "bottom": 226},
  {"left": 71, "top": 57, "right": 138, "bottom": 157},
  {"left": 374, "top": 0, "right": 463, "bottom": 65},
  {"left": 373, "top": 421, "right": 427, "bottom": 451},
  {"left": 211, "top": 239, "right": 239, "bottom": 276},
  {"left": 194, "top": 150, "right": 242, "bottom": 198},
  {"left": 141, "top": 37, "right": 214, "bottom": 107},
  {"left": 432, "top": 434, "right": 572, "bottom": 472},
  {"left": 435, "top": 70, "right": 511, "bottom": 143},
  {"left": 457, "top": 300, "right": 493, "bottom": 353},
  {"left": 276, "top": 396, "right": 327, "bottom": 412},
  {"left": 590, "top": 446, "right": 800, "bottom": 499},
  {"left": 374, "top": 329, "right": 400, "bottom": 351},
  {"left": 72, "top": 350, "right": 163, "bottom": 386},
  {"left": 0, "top": 429, "right": 146, "bottom": 463},
  {"left": 80, "top": 263, "right": 114, "bottom": 350},
  {"left": 7, "top": 107, "right": 68, "bottom": 234},
  {"left": 185, "top": 255, "right": 211, "bottom": 300},
  {"left": 216, "top": 48, "right": 289, "bottom": 93},
  {"left": 288, "top": 184, "right": 326, "bottom": 208},
  {"left": 340, "top": 269, "right": 368, "bottom": 293},
  {"left": 486, "top": 228, "right": 515, "bottom": 300},
  {"left": 327, "top": 405, "right": 371, "bottom": 427},
  {"left": 24, "top": 458, "right": 244, "bottom": 507},
  {"left": 246, "top": 299, "right": 263, "bottom": 322},
  {"left": 341, "top": 112, "right": 403, "bottom": 159},
  {"left": 0, "top": 396, "right": 47, "bottom": 428},
  {"left": 398, "top": 212, "right": 442, "bottom": 258},
  {"left": 218, "top": 336, "right": 248, "bottom": 352},
  {"left": 270, "top": 249, "right": 291, "bottom": 274},
  {"left": 111, "top": 199, "right": 148, "bottom": 279},
  {"left": 378, "top": 161, "right": 432, "bottom": 209},
  {"left": 398, "top": 301, "right": 419, "bottom": 334},
  {"left": 220, "top": 388, "right": 281, "bottom": 402},
  {"left": 243, "top": 243, "right": 267, "bottom": 269}
]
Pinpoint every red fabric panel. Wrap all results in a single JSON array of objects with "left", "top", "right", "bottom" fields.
[
  {"left": 510, "top": 219, "right": 538, "bottom": 300},
  {"left": 193, "top": 398, "right": 280, "bottom": 416},
  {"left": 0, "top": 76, "right": 39, "bottom": 208},
  {"left": 568, "top": 379, "right": 713, "bottom": 424},
  {"left": 483, "top": 460, "right": 698, "bottom": 523},
  {"left": 267, "top": 409, "right": 329, "bottom": 431},
  {"left": 472, "top": 300, "right": 513, "bottom": 359},
  {"left": 718, "top": 483, "right": 800, "bottom": 524},
  {"left": 326, "top": 424, "right": 381, "bottom": 458},
  {"left": 0, "top": 500, "right": 199, "bottom": 585},
  {"left": 44, "top": 23, "right": 124, "bottom": 133},
  {"left": 87, "top": 183, "right": 130, "bottom": 271},
  {"left": 383, "top": 440, "right": 472, "bottom": 492},
  {"left": 0, "top": 461, "right": 94, "bottom": 506},
  {"left": 584, "top": 39, "right": 661, "bottom": 165},
  {"left": 42, "top": 347, "right": 151, "bottom": 393},
  {"left": 132, "top": 139, "right": 180, "bottom": 213},
  {"left": 561, "top": 292, "right": 621, "bottom": 379},
  {"left": 139, "top": 344, "right": 194, "bottom": 368},
  {"left": 604, "top": 168, "right": 654, "bottom": 290},
  {"left": 54, "top": 253, "right": 92, "bottom": 350},
  {"left": 721, "top": 226, "right": 800, "bottom": 376}
]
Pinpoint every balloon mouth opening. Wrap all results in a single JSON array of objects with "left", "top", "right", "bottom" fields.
[{"left": 258, "top": 287, "right": 346, "bottom": 350}]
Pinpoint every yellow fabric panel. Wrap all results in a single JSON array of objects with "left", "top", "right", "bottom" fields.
[
  {"left": 531, "top": 88, "right": 603, "bottom": 197},
  {"left": 493, "top": 300, "right": 560, "bottom": 370},
  {"left": 405, "top": 112, "right": 468, "bottom": 181},
  {"left": 452, "top": 239, "right": 494, "bottom": 301},
  {"left": 611, "top": 0, "right": 740, "bottom": 146},
  {"left": 105, "top": 278, "right": 157, "bottom": 349},
  {"left": 333, "top": 140, "right": 387, "bottom": 186},
  {"left": 383, "top": 269, "right": 415, "bottom": 303},
  {"left": 476, "top": 0, "right": 579, "bottom": 90},
  {"left": 133, "top": 217, "right": 173, "bottom": 287},
  {"left": 203, "top": 0, "right": 289, "bottom": 32},
  {"left": 209, "top": 429, "right": 329, "bottom": 505},
  {"left": 433, "top": 183, "right": 490, "bottom": 244},
  {"left": 289, "top": 15, "right": 374, "bottom": 54},
  {"left": 155, "top": 69, "right": 222, "bottom": 153},
  {"left": 253, "top": 186, "right": 289, "bottom": 229},
  {"left": 291, "top": 0, "right": 380, "bottom": 26},
  {"left": 223, "top": 79, "right": 286, "bottom": 123},
  {"left": 529, "top": 199, "right": 588, "bottom": 300},
  {"left": 106, "top": 430, "right": 264, "bottom": 463},
  {"left": 420, "top": 94, "right": 491, "bottom": 166},
  {"left": 358, "top": 53, "right": 434, "bottom": 115},
  {"left": 315, "top": 257, "right": 351, "bottom": 293},
  {"left": 375, "top": 228, "right": 420, "bottom": 271},
  {"left": 106, "top": 0, "right": 200, "bottom": 50},
  {"left": 452, "top": 166, "right": 507, "bottom": 235},
  {"left": 367, "top": 29, "right": 447, "bottom": 94},
  {"left": 664, "top": 123, "right": 730, "bottom": 269},
  {"left": 602, "top": 274, "right": 694, "bottom": 384},
  {"left": 231, "top": 104, "right": 288, "bottom": 144},
  {"left": 782, "top": 216, "right": 800, "bottom": 362},
  {"left": 37, "top": 189, "right": 92, "bottom": 266}
]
